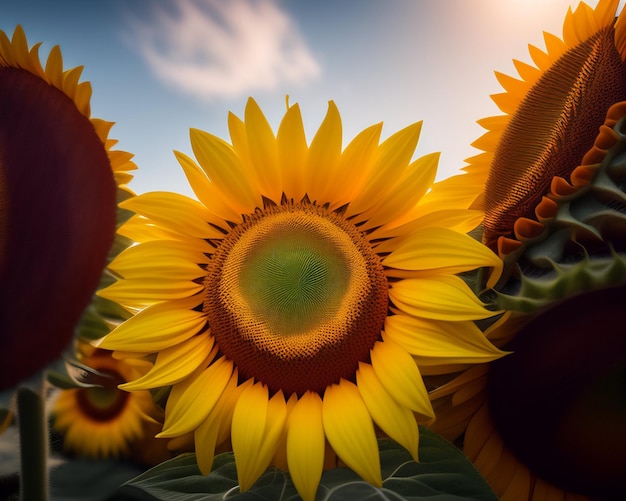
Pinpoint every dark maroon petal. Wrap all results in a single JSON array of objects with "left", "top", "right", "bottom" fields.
[{"left": 0, "top": 67, "right": 116, "bottom": 389}]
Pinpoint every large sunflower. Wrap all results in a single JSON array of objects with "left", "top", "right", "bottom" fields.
[
  {"left": 430, "top": 1, "right": 626, "bottom": 499},
  {"left": 0, "top": 26, "right": 136, "bottom": 389},
  {"left": 97, "top": 97, "right": 505, "bottom": 500}
]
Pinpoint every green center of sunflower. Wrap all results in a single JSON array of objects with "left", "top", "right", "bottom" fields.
[
  {"left": 237, "top": 217, "right": 351, "bottom": 336},
  {"left": 76, "top": 370, "right": 129, "bottom": 422},
  {"left": 204, "top": 202, "right": 388, "bottom": 395}
]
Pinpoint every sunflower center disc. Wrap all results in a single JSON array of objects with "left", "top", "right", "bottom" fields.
[
  {"left": 76, "top": 370, "right": 129, "bottom": 422},
  {"left": 204, "top": 203, "right": 388, "bottom": 395}
]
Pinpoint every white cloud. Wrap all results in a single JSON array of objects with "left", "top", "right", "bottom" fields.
[{"left": 126, "top": 0, "right": 321, "bottom": 101}]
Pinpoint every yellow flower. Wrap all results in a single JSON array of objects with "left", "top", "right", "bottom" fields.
[
  {"left": 52, "top": 348, "right": 168, "bottom": 462},
  {"left": 430, "top": 1, "right": 626, "bottom": 499},
  {"left": 97, "top": 97, "right": 504, "bottom": 501},
  {"left": 0, "top": 26, "right": 136, "bottom": 389}
]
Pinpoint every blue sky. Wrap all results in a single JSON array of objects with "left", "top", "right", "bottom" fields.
[{"left": 1, "top": 0, "right": 613, "bottom": 197}]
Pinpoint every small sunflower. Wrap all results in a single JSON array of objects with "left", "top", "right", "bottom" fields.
[
  {"left": 0, "top": 26, "right": 136, "bottom": 389},
  {"left": 430, "top": 1, "right": 626, "bottom": 499},
  {"left": 52, "top": 347, "right": 168, "bottom": 463},
  {"left": 97, "top": 97, "right": 505, "bottom": 500}
]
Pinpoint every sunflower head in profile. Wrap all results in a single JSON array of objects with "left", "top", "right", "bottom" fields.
[
  {"left": 52, "top": 346, "right": 170, "bottom": 465},
  {"left": 97, "top": 97, "right": 505, "bottom": 500},
  {"left": 0, "top": 26, "right": 136, "bottom": 389},
  {"left": 430, "top": 1, "right": 626, "bottom": 499}
]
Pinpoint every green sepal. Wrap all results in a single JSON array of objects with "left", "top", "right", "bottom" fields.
[
  {"left": 47, "top": 357, "right": 118, "bottom": 390},
  {"left": 497, "top": 250, "right": 626, "bottom": 312},
  {"left": 497, "top": 113, "right": 626, "bottom": 312}
]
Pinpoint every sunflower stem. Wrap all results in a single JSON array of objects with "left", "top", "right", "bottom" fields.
[{"left": 17, "top": 386, "right": 49, "bottom": 501}]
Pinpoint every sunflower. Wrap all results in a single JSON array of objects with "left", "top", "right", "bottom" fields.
[
  {"left": 472, "top": 0, "right": 626, "bottom": 255},
  {"left": 97, "top": 97, "right": 505, "bottom": 500},
  {"left": 0, "top": 26, "right": 136, "bottom": 389},
  {"left": 430, "top": 1, "right": 626, "bottom": 499},
  {"left": 52, "top": 347, "right": 170, "bottom": 464}
]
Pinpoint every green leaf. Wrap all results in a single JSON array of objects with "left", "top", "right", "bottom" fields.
[
  {"left": 76, "top": 292, "right": 133, "bottom": 341},
  {"left": 115, "top": 427, "right": 496, "bottom": 500},
  {"left": 46, "top": 369, "right": 80, "bottom": 390},
  {"left": 49, "top": 458, "right": 145, "bottom": 501}
]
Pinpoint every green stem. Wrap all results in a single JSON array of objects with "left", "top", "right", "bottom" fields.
[{"left": 17, "top": 387, "right": 49, "bottom": 501}]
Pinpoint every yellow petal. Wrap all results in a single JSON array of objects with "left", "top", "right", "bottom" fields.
[
  {"left": 389, "top": 275, "right": 498, "bottom": 321},
  {"left": 232, "top": 383, "right": 287, "bottom": 491},
  {"left": 96, "top": 298, "right": 206, "bottom": 352},
  {"left": 190, "top": 127, "right": 261, "bottom": 211},
  {"left": 416, "top": 171, "right": 486, "bottom": 213},
  {"left": 287, "top": 392, "right": 325, "bottom": 501},
  {"left": 118, "top": 215, "right": 185, "bottom": 243},
  {"left": 121, "top": 238, "right": 211, "bottom": 264},
  {"left": 527, "top": 42, "right": 549, "bottom": 70},
  {"left": 382, "top": 227, "right": 503, "bottom": 288},
  {"left": 194, "top": 411, "right": 221, "bottom": 476},
  {"left": 228, "top": 111, "right": 251, "bottom": 167},
  {"left": 273, "top": 392, "right": 299, "bottom": 471},
  {"left": 231, "top": 382, "right": 268, "bottom": 488},
  {"left": 277, "top": 103, "right": 308, "bottom": 200},
  {"left": 156, "top": 346, "right": 219, "bottom": 416},
  {"left": 0, "top": 31, "right": 15, "bottom": 67},
  {"left": 304, "top": 101, "right": 342, "bottom": 204},
  {"left": 385, "top": 314, "right": 506, "bottom": 366},
  {"left": 44, "top": 45, "right": 64, "bottom": 87},
  {"left": 369, "top": 336, "right": 434, "bottom": 419},
  {"left": 491, "top": 91, "right": 520, "bottom": 115},
  {"left": 494, "top": 71, "right": 527, "bottom": 98},
  {"left": 97, "top": 278, "right": 204, "bottom": 310},
  {"left": 62, "top": 65, "right": 82, "bottom": 101},
  {"left": 215, "top": 374, "right": 253, "bottom": 448},
  {"left": 513, "top": 57, "right": 540, "bottom": 85},
  {"left": 373, "top": 209, "right": 483, "bottom": 246},
  {"left": 347, "top": 121, "right": 422, "bottom": 217},
  {"left": 8, "top": 26, "right": 30, "bottom": 66},
  {"left": 361, "top": 152, "right": 439, "bottom": 230},
  {"left": 120, "top": 334, "right": 215, "bottom": 390},
  {"left": 334, "top": 122, "right": 382, "bottom": 205},
  {"left": 175, "top": 150, "right": 245, "bottom": 222},
  {"left": 356, "top": 362, "right": 419, "bottom": 460},
  {"left": 158, "top": 357, "right": 233, "bottom": 438},
  {"left": 471, "top": 128, "right": 502, "bottom": 152},
  {"left": 428, "top": 365, "right": 488, "bottom": 401},
  {"left": 194, "top": 370, "right": 241, "bottom": 475},
  {"left": 322, "top": 379, "right": 382, "bottom": 487},
  {"left": 244, "top": 98, "right": 281, "bottom": 202},
  {"left": 120, "top": 192, "right": 223, "bottom": 239},
  {"left": 109, "top": 241, "right": 208, "bottom": 281},
  {"left": 256, "top": 391, "right": 288, "bottom": 481}
]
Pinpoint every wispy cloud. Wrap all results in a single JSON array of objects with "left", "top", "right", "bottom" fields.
[{"left": 125, "top": 0, "right": 320, "bottom": 101}]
